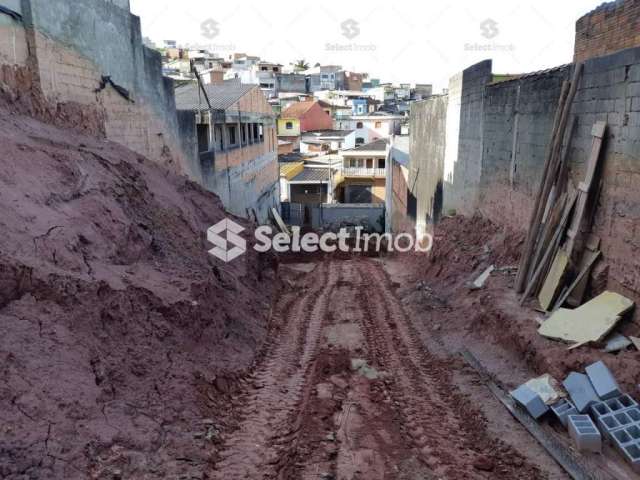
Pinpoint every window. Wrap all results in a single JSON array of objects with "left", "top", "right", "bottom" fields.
[
  {"left": 241, "top": 123, "right": 247, "bottom": 144},
  {"left": 378, "top": 158, "right": 386, "bottom": 169},
  {"left": 366, "top": 158, "right": 373, "bottom": 169},
  {"left": 227, "top": 125, "right": 237, "bottom": 147},
  {"left": 273, "top": 67, "right": 279, "bottom": 72},
  {"left": 355, "top": 137, "right": 365, "bottom": 145},
  {"left": 259, "top": 124, "right": 264, "bottom": 142},
  {"left": 286, "top": 121, "right": 293, "bottom": 130},
  {"left": 356, "top": 122, "right": 363, "bottom": 128},
  {"left": 375, "top": 121, "right": 382, "bottom": 128},
  {"left": 252, "top": 123, "right": 259, "bottom": 142},
  {"left": 261, "top": 66, "right": 268, "bottom": 71}
]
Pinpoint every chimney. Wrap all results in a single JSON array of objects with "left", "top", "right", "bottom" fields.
[{"left": 209, "top": 68, "right": 224, "bottom": 84}]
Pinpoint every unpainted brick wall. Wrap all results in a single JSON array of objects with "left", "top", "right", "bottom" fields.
[{"left": 575, "top": 0, "right": 640, "bottom": 63}]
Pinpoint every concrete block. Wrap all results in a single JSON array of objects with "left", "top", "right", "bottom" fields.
[
  {"left": 597, "top": 407, "right": 640, "bottom": 441},
  {"left": 611, "top": 424, "right": 640, "bottom": 473},
  {"left": 551, "top": 398, "right": 578, "bottom": 427},
  {"left": 511, "top": 384, "right": 549, "bottom": 419},
  {"left": 586, "top": 361, "right": 621, "bottom": 400},
  {"left": 563, "top": 372, "right": 599, "bottom": 413},
  {"left": 590, "top": 395, "right": 638, "bottom": 420},
  {"left": 568, "top": 415, "right": 602, "bottom": 453}
]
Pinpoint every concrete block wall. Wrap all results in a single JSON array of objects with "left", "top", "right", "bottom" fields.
[
  {"left": 0, "top": 4, "right": 27, "bottom": 67},
  {"left": 0, "top": 0, "right": 201, "bottom": 182},
  {"left": 408, "top": 95, "right": 448, "bottom": 235},
  {"left": 449, "top": 60, "right": 493, "bottom": 215},
  {"left": 479, "top": 67, "right": 570, "bottom": 231},
  {"left": 473, "top": 46, "right": 640, "bottom": 303},
  {"left": 575, "top": 0, "right": 640, "bottom": 63},
  {"left": 443, "top": 71, "right": 462, "bottom": 212}
]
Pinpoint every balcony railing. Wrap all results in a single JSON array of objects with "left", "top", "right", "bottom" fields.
[{"left": 343, "top": 167, "right": 386, "bottom": 177}]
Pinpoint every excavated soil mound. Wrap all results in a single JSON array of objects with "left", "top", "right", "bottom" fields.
[
  {"left": 0, "top": 97, "right": 277, "bottom": 479},
  {"left": 400, "top": 215, "right": 640, "bottom": 395}
]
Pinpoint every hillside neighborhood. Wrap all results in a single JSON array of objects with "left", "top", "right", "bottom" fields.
[{"left": 2, "top": 0, "right": 640, "bottom": 479}]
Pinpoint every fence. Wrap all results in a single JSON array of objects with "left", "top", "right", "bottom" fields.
[{"left": 280, "top": 202, "right": 385, "bottom": 232}]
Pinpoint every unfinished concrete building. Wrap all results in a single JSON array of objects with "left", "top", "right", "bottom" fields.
[{"left": 174, "top": 80, "right": 279, "bottom": 222}]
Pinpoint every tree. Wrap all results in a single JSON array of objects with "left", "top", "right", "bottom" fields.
[{"left": 294, "top": 59, "right": 310, "bottom": 71}]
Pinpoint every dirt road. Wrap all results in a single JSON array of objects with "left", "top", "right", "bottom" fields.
[{"left": 211, "top": 258, "right": 546, "bottom": 479}]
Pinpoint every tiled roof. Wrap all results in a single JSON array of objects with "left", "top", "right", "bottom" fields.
[
  {"left": 344, "top": 138, "right": 389, "bottom": 152},
  {"left": 290, "top": 168, "right": 332, "bottom": 182},
  {"left": 174, "top": 80, "right": 255, "bottom": 111},
  {"left": 280, "top": 101, "right": 317, "bottom": 118}
]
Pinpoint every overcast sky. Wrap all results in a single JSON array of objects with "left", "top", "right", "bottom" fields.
[{"left": 130, "top": 0, "right": 603, "bottom": 91}]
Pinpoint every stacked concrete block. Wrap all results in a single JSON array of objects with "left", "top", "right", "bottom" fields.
[
  {"left": 611, "top": 424, "right": 640, "bottom": 473},
  {"left": 590, "top": 395, "right": 639, "bottom": 421},
  {"left": 563, "top": 372, "right": 599, "bottom": 413},
  {"left": 586, "top": 361, "right": 622, "bottom": 400},
  {"left": 511, "top": 384, "right": 549, "bottom": 419},
  {"left": 597, "top": 407, "right": 640, "bottom": 442},
  {"left": 568, "top": 415, "right": 602, "bottom": 453},
  {"left": 551, "top": 398, "right": 578, "bottom": 427}
]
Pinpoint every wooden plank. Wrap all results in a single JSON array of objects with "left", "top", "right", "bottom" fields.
[
  {"left": 515, "top": 80, "right": 571, "bottom": 293},
  {"left": 538, "top": 248, "right": 570, "bottom": 311},
  {"left": 460, "top": 350, "right": 605, "bottom": 480},
  {"left": 566, "top": 122, "right": 607, "bottom": 257},
  {"left": 528, "top": 191, "right": 568, "bottom": 293},
  {"left": 520, "top": 190, "right": 577, "bottom": 305},
  {"left": 518, "top": 67, "right": 582, "bottom": 292},
  {"left": 555, "top": 250, "right": 601, "bottom": 311}
]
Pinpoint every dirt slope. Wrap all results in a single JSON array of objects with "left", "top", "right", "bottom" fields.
[{"left": 0, "top": 95, "right": 277, "bottom": 478}]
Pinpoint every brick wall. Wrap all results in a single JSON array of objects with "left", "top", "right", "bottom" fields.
[{"left": 575, "top": 0, "right": 640, "bottom": 63}]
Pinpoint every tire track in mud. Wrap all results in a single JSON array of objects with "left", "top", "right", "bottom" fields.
[
  {"left": 354, "top": 259, "right": 544, "bottom": 480},
  {"left": 212, "top": 261, "right": 339, "bottom": 479}
]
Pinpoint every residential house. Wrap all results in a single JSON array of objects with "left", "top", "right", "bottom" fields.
[
  {"left": 280, "top": 153, "right": 343, "bottom": 204},
  {"left": 278, "top": 139, "right": 294, "bottom": 156},
  {"left": 412, "top": 84, "right": 433, "bottom": 100},
  {"left": 300, "top": 130, "right": 356, "bottom": 156},
  {"left": 334, "top": 112, "right": 404, "bottom": 145},
  {"left": 336, "top": 139, "right": 389, "bottom": 204},
  {"left": 277, "top": 100, "right": 334, "bottom": 148},
  {"left": 306, "top": 65, "right": 342, "bottom": 92},
  {"left": 174, "top": 79, "right": 279, "bottom": 222},
  {"left": 275, "top": 73, "right": 307, "bottom": 94},
  {"left": 338, "top": 71, "right": 364, "bottom": 91}
]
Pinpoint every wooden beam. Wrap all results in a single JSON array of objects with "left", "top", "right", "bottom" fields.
[{"left": 515, "top": 75, "right": 574, "bottom": 293}]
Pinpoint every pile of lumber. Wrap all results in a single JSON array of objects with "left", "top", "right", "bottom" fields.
[{"left": 515, "top": 62, "right": 608, "bottom": 313}]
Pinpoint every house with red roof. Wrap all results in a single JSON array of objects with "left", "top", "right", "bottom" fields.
[{"left": 277, "top": 101, "right": 334, "bottom": 149}]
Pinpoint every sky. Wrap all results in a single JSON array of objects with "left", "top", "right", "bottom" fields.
[{"left": 130, "top": 0, "right": 604, "bottom": 92}]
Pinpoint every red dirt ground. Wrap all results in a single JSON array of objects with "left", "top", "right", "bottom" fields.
[{"left": 0, "top": 83, "right": 278, "bottom": 479}]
